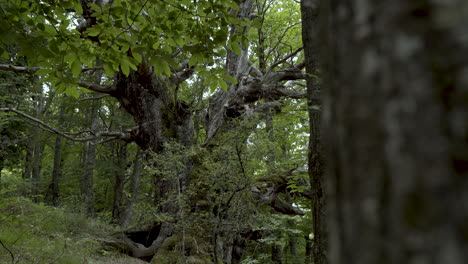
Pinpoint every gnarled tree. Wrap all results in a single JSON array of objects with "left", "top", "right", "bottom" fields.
[{"left": 0, "top": 0, "right": 308, "bottom": 262}]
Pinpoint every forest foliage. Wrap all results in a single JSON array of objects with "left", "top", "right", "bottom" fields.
[{"left": 0, "top": 0, "right": 313, "bottom": 263}]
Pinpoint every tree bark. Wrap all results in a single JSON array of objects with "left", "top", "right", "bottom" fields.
[
  {"left": 272, "top": 244, "right": 283, "bottom": 264},
  {"left": 321, "top": 1, "right": 468, "bottom": 263},
  {"left": 112, "top": 142, "right": 128, "bottom": 225},
  {"left": 305, "top": 235, "right": 312, "bottom": 263},
  {"left": 83, "top": 101, "right": 98, "bottom": 217},
  {"left": 22, "top": 139, "right": 33, "bottom": 180},
  {"left": 121, "top": 147, "right": 143, "bottom": 228},
  {"left": 47, "top": 101, "right": 65, "bottom": 206},
  {"left": 301, "top": 0, "right": 327, "bottom": 263},
  {"left": 30, "top": 136, "right": 44, "bottom": 202}
]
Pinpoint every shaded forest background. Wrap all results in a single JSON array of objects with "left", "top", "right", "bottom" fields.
[{"left": 1, "top": 0, "right": 467, "bottom": 264}]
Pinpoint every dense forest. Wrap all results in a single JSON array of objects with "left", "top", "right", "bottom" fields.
[{"left": 1, "top": 0, "right": 467, "bottom": 264}]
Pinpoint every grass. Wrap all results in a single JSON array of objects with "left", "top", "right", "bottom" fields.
[{"left": 0, "top": 196, "right": 144, "bottom": 264}]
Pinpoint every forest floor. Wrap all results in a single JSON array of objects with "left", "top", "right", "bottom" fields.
[{"left": 0, "top": 196, "right": 144, "bottom": 264}]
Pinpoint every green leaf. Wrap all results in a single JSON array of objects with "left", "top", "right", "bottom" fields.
[
  {"left": 64, "top": 53, "right": 76, "bottom": 66},
  {"left": 225, "top": 1, "right": 240, "bottom": 10},
  {"left": 150, "top": 56, "right": 171, "bottom": 76},
  {"left": 65, "top": 85, "right": 80, "bottom": 98},
  {"left": 103, "top": 63, "right": 114, "bottom": 76},
  {"left": 132, "top": 52, "right": 142, "bottom": 64},
  {"left": 35, "top": 68, "right": 53, "bottom": 76},
  {"left": 73, "top": 1, "right": 83, "bottom": 15},
  {"left": 223, "top": 74, "right": 238, "bottom": 84},
  {"left": 219, "top": 80, "right": 228, "bottom": 91},
  {"left": 120, "top": 60, "right": 130, "bottom": 76},
  {"left": 188, "top": 54, "right": 198, "bottom": 67},
  {"left": 209, "top": 81, "right": 218, "bottom": 93},
  {"left": 229, "top": 41, "right": 241, "bottom": 55},
  {"left": 161, "top": 54, "right": 178, "bottom": 68},
  {"left": 71, "top": 59, "right": 81, "bottom": 77},
  {"left": 87, "top": 27, "right": 101, "bottom": 37}
]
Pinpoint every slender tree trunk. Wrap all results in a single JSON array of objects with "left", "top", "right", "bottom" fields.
[
  {"left": 272, "top": 244, "right": 283, "bottom": 264},
  {"left": 305, "top": 235, "right": 312, "bottom": 263},
  {"left": 0, "top": 157, "right": 3, "bottom": 191},
  {"left": 321, "top": 1, "right": 468, "bottom": 263},
  {"left": 288, "top": 228, "right": 298, "bottom": 257},
  {"left": 83, "top": 101, "right": 98, "bottom": 217},
  {"left": 301, "top": 0, "right": 327, "bottom": 263},
  {"left": 31, "top": 137, "right": 44, "bottom": 202},
  {"left": 47, "top": 101, "right": 65, "bottom": 206},
  {"left": 23, "top": 140, "right": 33, "bottom": 180},
  {"left": 112, "top": 142, "right": 128, "bottom": 224},
  {"left": 121, "top": 147, "right": 143, "bottom": 227}
]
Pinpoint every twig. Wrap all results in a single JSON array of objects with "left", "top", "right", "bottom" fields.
[{"left": 268, "top": 47, "right": 303, "bottom": 72}]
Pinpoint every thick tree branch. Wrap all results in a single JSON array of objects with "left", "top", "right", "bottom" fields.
[
  {"left": 285, "top": 80, "right": 306, "bottom": 87},
  {"left": 77, "top": 81, "right": 115, "bottom": 94},
  {"left": 79, "top": 94, "right": 110, "bottom": 101},
  {"left": 0, "top": 64, "right": 40, "bottom": 74},
  {"left": 263, "top": 68, "right": 307, "bottom": 84},
  {"left": 0, "top": 108, "right": 133, "bottom": 143},
  {"left": 248, "top": 62, "right": 263, "bottom": 78},
  {"left": 276, "top": 87, "right": 306, "bottom": 99}
]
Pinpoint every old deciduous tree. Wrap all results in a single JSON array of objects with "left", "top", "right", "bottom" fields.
[{"left": 0, "top": 0, "right": 309, "bottom": 262}]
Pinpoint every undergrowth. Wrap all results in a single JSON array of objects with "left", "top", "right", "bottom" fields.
[{"left": 0, "top": 196, "right": 137, "bottom": 264}]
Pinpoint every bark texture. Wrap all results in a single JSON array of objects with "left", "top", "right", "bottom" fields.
[{"left": 321, "top": 1, "right": 468, "bottom": 263}]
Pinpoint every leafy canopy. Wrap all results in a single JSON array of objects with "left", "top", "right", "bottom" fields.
[{"left": 0, "top": 0, "right": 244, "bottom": 95}]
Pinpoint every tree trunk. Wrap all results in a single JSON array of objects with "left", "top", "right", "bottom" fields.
[
  {"left": 321, "top": 1, "right": 468, "bottom": 263},
  {"left": 83, "top": 101, "right": 98, "bottom": 217},
  {"left": 301, "top": 0, "right": 327, "bottom": 263},
  {"left": 0, "top": 156, "right": 3, "bottom": 191},
  {"left": 112, "top": 142, "right": 128, "bottom": 225},
  {"left": 272, "top": 244, "right": 283, "bottom": 264},
  {"left": 121, "top": 147, "right": 143, "bottom": 228},
  {"left": 31, "top": 135, "right": 44, "bottom": 202},
  {"left": 288, "top": 234, "right": 298, "bottom": 257},
  {"left": 47, "top": 101, "right": 65, "bottom": 206},
  {"left": 23, "top": 139, "right": 33, "bottom": 180},
  {"left": 304, "top": 235, "right": 312, "bottom": 263}
]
